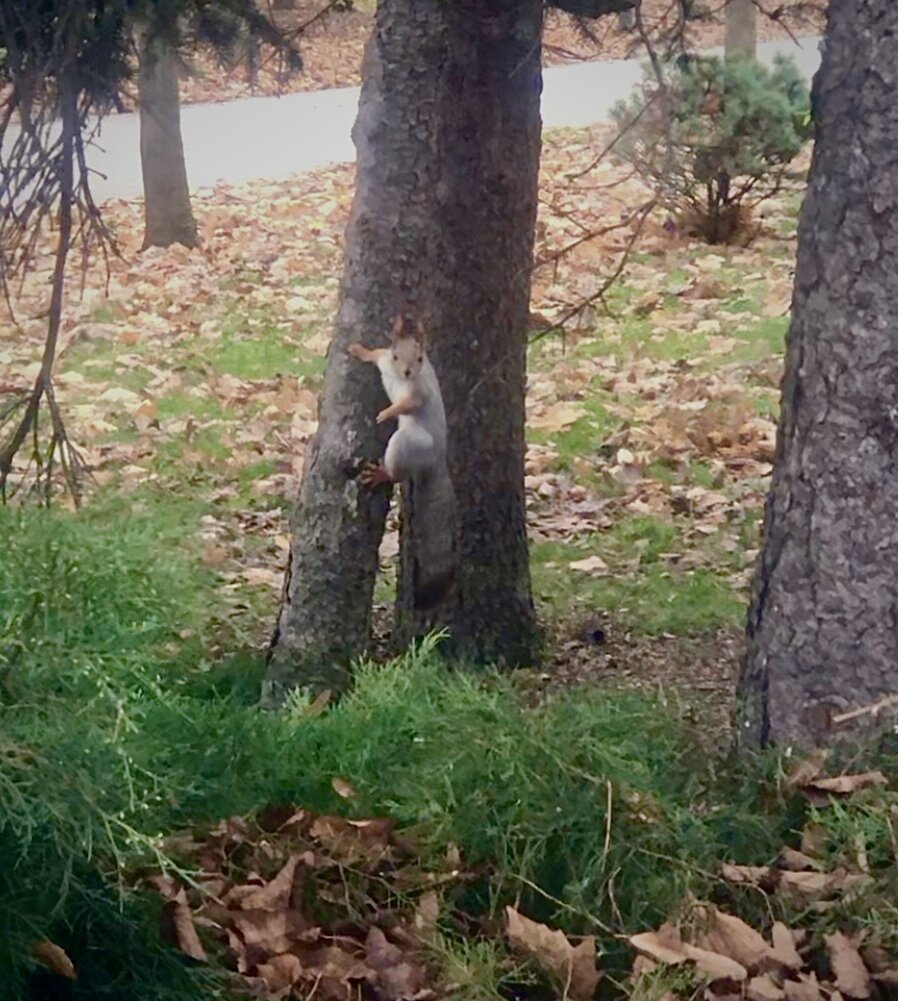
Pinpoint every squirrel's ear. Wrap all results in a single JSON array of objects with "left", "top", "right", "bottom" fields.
[
  {"left": 411, "top": 319, "right": 425, "bottom": 344},
  {"left": 389, "top": 313, "right": 404, "bottom": 343}
]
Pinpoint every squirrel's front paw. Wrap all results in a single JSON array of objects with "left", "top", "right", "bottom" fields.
[
  {"left": 376, "top": 407, "right": 393, "bottom": 424},
  {"left": 347, "top": 342, "right": 366, "bottom": 359}
]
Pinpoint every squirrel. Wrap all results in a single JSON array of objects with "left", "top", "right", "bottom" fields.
[{"left": 348, "top": 311, "right": 457, "bottom": 611}]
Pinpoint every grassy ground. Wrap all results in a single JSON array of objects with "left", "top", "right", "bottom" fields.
[
  {"left": 0, "top": 127, "right": 834, "bottom": 997},
  {"left": 0, "top": 125, "right": 800, "bottom": 723},
  {"left": 4, "top": 501, "right": 898, "bottom": 1000}
]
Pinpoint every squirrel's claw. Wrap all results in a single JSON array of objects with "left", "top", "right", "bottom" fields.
[
  {"left": 359, "top": 462, "right": 391, "bottom": 488},
  {"left": 347, "top": 342, "right": 366, "bottom": 359},
  {"left": 375, "top": 408, "right": 392, "bottom": 424}
]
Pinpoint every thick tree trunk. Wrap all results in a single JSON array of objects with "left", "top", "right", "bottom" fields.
[
  {"left": 740, "top": 0, "right": 898, "bottom": 748},
  {"left": 137, "top": 32, "right": 198, "bottom": 250},
  {"left": 394, "top": 1, "right": 542, "bottom": 665},
  {"left": 263, "top": 0, "right": 542, "bottom": 704},
  {"left": 725, "top": 0, "right": 757, "bottom": 59}
]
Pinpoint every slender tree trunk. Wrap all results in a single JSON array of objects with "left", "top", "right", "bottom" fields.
[
  {"left": 725, "top": 0, "right": 757, "bottom": 59},
  {"left": 137, "top": 31, "right": 198, "bottom": 250},
  {"left": 739, "top": 0, "right": 898, "bottom": 748},
  {"left": 263, "top": 0, "right": 542, "bottom": 704},
  {"left": 394, "top": 0, "right": 542, "bottom": 665}
]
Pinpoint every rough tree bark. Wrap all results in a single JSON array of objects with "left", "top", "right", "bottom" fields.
[
  {"left": 264, "top": 0, "right": 628, "bottom": 703},
  {"left": 262, "top": 4, "right": 450, "bottom": 702},
  {"left": 725, "top": 0, "right": 757, "bottom": 59},
  {"left": 740, "top": 0, "right": 898, "bottom": 748},
  {"left": 137, "top": 30, "right": 198, "bottom": 250},
  {"left": 393, "top": 1, "right": 543, "bottom": 665}
]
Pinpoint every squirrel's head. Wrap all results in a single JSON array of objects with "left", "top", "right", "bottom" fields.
[{"left": 390, "top": 312, "right": 425, "bottom": 380}]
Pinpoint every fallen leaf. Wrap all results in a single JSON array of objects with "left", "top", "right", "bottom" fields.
[
  {"left": 257, "top": 952, "right": 303, "bottom": 992},
  {"left": 746, "top": 974, "right": 786, "bottom": 1001},
  {"left": 569, "top": 555, "right": 610, "bottom": 574},
  {"left": 529, "top": 401, "right": 587, "bottom": 432},
  {"left": 98, "top": 386, "right": 141, "bottom": 406},
  {"left": 721, "top": 863, "right": 772, "bottom": 886},
  {"left": 506, "top": 906, "right": 601, "bottom": 1001},
  {"left": 364, "top": 926, "right": 429, "bottom": 1000},
  {"left": 694, "top": 906, "right": 768, "bottom": 969},
  {"left": 777, "top": 847, "right": 820, "bottom": 871},
  {"left": 786, "top": 750, "right": 827, "bottom": 788},
  {"left": 778, "top": 868, "right": 865, "bottom": 901},
  {"left": 768, "top": 922, "right": 802, "bottom": 970},
  {"left": 235, "top": 854, "right": 302, "bottom": 911},
  {"left": 784, "top": 974, "right": 823, "bottom": 1001},
  {"left": 32, "top": 940, "right": 76, "bottom": 980},
  {"left": 683, "top": 944, "right": 748, "bottom": 982},
  {"left": 629, "top": 925, "right": 689, "bottom": 966},
  {"left": 807, "top": 772, "right": 887, "bottom": 796},
  {"left": 412, "top": 891, "right": 440, "bottom": 939},
  {"left": 331, "top": 777, "right": 358, "bottom": 799},
  {"left": 162, "top": 889, "right": 208, "bottom": 962},
  {"left": 824, "top": 933, "right": 871, "bottom": 999}
]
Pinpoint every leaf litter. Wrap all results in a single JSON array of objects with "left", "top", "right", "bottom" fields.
[
  {"left": 138, "top": 761, "right": 898, "bottom": 1001},
  {"left": 147, "top": 805, "right": 453, "bottom": 1000},
  {"left": 2, "top": 116, "right": 804, "bottom": 711},
  {"left": 628, "top": 763, "right": 898, "bottom": 1001}
]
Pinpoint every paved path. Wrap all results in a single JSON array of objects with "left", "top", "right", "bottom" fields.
[{"left": 77, "top": 35, "right": 821, "bottom": 202}]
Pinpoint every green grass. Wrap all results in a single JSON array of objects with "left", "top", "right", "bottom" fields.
[
  {"left": 530, "top": 516, "right": 744, "bottom": 635},
  {"left": 729, "top": 315, "right": 789, "bottom": 364},
  {"left": 0, "top": 500, "right": 791, "bottom": 999},
  {"left": 5, "top": 497, "right": 898, "bottom": 999}
]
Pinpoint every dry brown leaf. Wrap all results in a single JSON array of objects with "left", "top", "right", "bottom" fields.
[
  {"left": 236, "top": 854, "right": 303, "bottom": 911},
  {"left": 506, "top": 906, "right": 601, "bottom": 1001},
  {"left": 529, "top": 401, "right": 587, "bottom": 432},
  {"left": 800, "top": 824, "right": 828, "bottom": 858},
  {"left": 694, "top": 906, "right": 768, "bottom": 969},
  {"left": 364, "top": 927, "right": 430, "bottom": 1000},
  {"left": 683, "top": 944, "right": 748, "bottom": 982},
  {"left": 305, "top": 688, "right": 332, "bottom": 716},
  {"left": 569, "top": 555, "right": 610, "bottom": 574},
  {"left": 629, "top": 924, "right": 689, "bottom": 966},
  {"left": 768, "top": 922, "right": 802, "bottom": 970},
  {"left": 747, "top": 974, "right": 786, "bottom": 1001},
  {"left": 777, "top": 847, "right": 820, "bottom": 871},
  {"left": 412, "top": 891, "right": 440, "bottom": 939},
  {"left": 632, "top": 955, "right": 658, "bottom": 977},
  {"left": 331, "top": 777, "right": 358, "bottom": 799},
  {"left": 164, "top": 891, "right": 208, "bottom": 962},
  {"left": 778, "top": 868, "right": 865, "bottom": 901},
  {"left": 302, "top": 943, "right": 370, "bottom": 983},
  {"left": 229, "top": 908, "right": 309, "bottom": 958},
  {"left": 824, "top": 933, "right": 871, "bottom": 999},
  {"left": 257, "top": 952, "right": 303, "bottom": 992},
  {"left": 721, "top": 863, "right": 772, "bottom": 885},
  {"left": 786, "top": 750, "right": 828, "bottom": 788},
  {"left": 807, "top": 772, "right": 887, "bottom": 796},
  {"left": 784, "top": 974, "right": 823, "bottom": 1001},
  {"left": 32, "top": 940, "right": 77, "bottom": 980}
]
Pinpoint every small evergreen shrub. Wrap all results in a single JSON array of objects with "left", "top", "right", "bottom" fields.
[{"left": 611, "top": 54, "right": 811, "bottom": 244}]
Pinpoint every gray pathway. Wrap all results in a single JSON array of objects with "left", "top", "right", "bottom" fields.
[{"left": 72, "top": 34, "right": 823, "bottom": 202}]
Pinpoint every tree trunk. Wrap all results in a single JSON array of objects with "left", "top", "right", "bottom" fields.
[
  {"left": 725, "top": 0, "right": 756, "bottom": 59},
  {"left": 137, "top": 31, "right": 198, "bottom": 250},
  {"left": 739, "top": 0, "right": 898, "bottom": 749},
  {"left": 263, "top": 0, "right": 542, "bottom": 705},
  {"left": 394, "top": 1, "right": 542, "bottom": 665}
]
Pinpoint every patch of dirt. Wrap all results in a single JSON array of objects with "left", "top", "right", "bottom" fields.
[{"left": 543, "top": 624, "right": 743, "bottom": 745}]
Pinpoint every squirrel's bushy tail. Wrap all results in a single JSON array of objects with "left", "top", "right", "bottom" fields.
[{"left": 410, "top": 464, "right": 458, "bottom": 611}]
